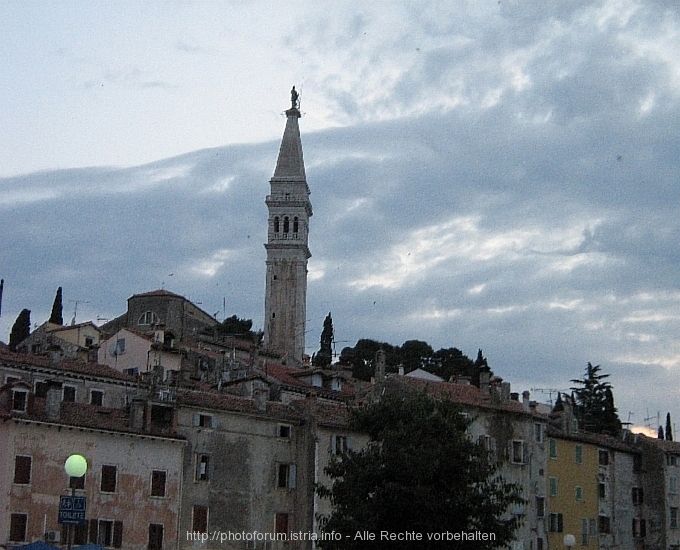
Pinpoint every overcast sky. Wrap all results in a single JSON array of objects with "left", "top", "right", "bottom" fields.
[{"left": 2, "top": 0, "right": 680, "bottom": 433}]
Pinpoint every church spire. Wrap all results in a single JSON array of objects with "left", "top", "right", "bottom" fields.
[
  {"left": 263, "top": 88, "right": 313, "bottom": 364},
  {"left": 273, "top": 87, "right": 306, "bottom": 181}
]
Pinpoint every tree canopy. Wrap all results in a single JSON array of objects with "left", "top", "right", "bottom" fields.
[
  {"left": 211, "top": 315, "right": 262, "bottom": 343},
  {"left": 49, "top": 286, "right": 63, "bottom": 325},
  {"left": 316, "top": 392, "right": 522, "bottom": 549},
  {"left": 338, "top": 338, "right": 490, "bottom": 385},
  {"left": 9, "top": 309, "right": 31, "bottom": 351},
  {"left": 570, "top": 363, "right": 622, "bottom": 436}
]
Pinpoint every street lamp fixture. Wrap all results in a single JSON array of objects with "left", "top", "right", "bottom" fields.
[
  {"left": 64, "top": 455, "right": 88, "bottom": 550},
  {"left": 564, "top": 534, "right": 576, "bottom": 550}
]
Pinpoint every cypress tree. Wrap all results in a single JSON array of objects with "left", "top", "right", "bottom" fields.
[
  {"left": 667, "top": 413, "right": 673, "bottom": 441},
  {"left": 49, "top": 287, "right": 63, "bottom": 325},
  {"left": 659, "top": 426, "right": 665, "bottom": 439},
  {"left": 9, "top": 309, "right": 31, "bottom": 351}
]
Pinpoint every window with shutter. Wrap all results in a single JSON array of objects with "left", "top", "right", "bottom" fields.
[{"left": 13, "top": 455, "right": 31, "bottom": 484}]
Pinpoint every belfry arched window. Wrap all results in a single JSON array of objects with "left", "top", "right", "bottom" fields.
[
  {"left": 293, "top": 217, "right": 299, "bottom": 233},
  {"left": 274, "top": 216, "right": 280, "bottom": 233},
  {"left": 139, "top": 311, "right": 159, "bottom": 326},
  {"left": 283, "top": 216, "right": 290, "bottom": 233}
]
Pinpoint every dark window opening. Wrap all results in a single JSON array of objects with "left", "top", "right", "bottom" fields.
[
  {"left": 192, "top": 506, "right": 208, "bottom": 533},
  {"left": 196, "top": 455, "right": 210, "bottom": 481},
  {"left": 14, "top": 455, "right": 31, "bottom": 484},
  {"left": 293, "top": 217, "right": 299, "bottom": 233},
  {"left": 151, "top": 470, "right": 166, "bottom": 497},
  {"left": 279, "top": 425, "right": 291, "bottom": 438},
  {"left": 35, "top": 381, "right": 48, "bottom": 398},
  {"left": 632, "top": 487, "right": 644, "bottom": 505},
  {"left": 63, "top": 386, "right": 76, "bottom": 402},
  {"left": 150, "top": 405, "right": 173, "bottom": 429},
  {"left": 101, "top": 465, "right": 117, "bottom": 493},
  {"left": 599, "top": 449, "right": 609, "bottom": 466},
  {"left": 275, "top": 513, "right": 289, "bottom": 534},
  {"left": 12, "top": 390, "right": 27, "bottom": 411},
  {"left": 90, "top": 390, "right": 104, "bottom": 406},
  {"left": 283, "top": 216, "right": 289, "bottom": 233},
  {"left": 277, "top": 463, "right": 296, "bottom": 489},
  {"left": 599, "top": 516, "right": 611, "bottom": 534},
  {"left": 148, "top": 523, "right": 163, "bottom": 550},
  {"left": 274, "top": 217, "right": 280, "bottom": 233},
  {"left": 10, "top": 513, "right": 27, "bottom": 542}
]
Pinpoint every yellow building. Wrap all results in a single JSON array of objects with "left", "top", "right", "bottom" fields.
[{"left": 547, "top": 431, "right": 600, "bottom": 550}]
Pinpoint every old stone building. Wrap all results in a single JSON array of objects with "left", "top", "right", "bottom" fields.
[{"left": 263, "top": 89, "right": 313, "bottom": 365}]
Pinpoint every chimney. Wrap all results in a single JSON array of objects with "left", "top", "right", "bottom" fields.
[
  {"left": 398, "top": 366, "right": 404, "bottom": 376},
  {"left": 253, "top": 387, "right": 268, "bottom": 412},
  {"left": 47, "top": 345, "right": 63, "bottom": 368},
  {"left": 501, "top": 382, "right": 511, "bottom": 403},
  {"left": 510, "top": 392, "right": 519, "bottom": 401},
  {"left": 479, "top": 370, "right": 490, "bottom": 394},
  {"left": 45, "top": 381, "right": 63, "bottom": 421},
  {"left": 130, "top": 399, "right": 146, "bottom": 431},
  {"left": 522, "top": 390, "right": 531, "bottom": 412}
]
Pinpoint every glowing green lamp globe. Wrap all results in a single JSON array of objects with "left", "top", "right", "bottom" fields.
[{"left": 64, "top": 454, "right": 88, "bottom": 478}]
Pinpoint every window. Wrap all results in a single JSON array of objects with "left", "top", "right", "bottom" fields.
[
  {"left": 138, "top": 311, "right": 159, "bottom": 326},
  {"left": 549, "top": 439, "right": 557, "bottom": 458},
  {"left": 62, "top": 523, "right": 87, "bottom": 545},
  {"left": 332, "top": 435, "right": 348, "bottom": 456},
  {"left": 589, "top": 519, "right": 597, "bottom": 536},
  {"left": 598, "top": 449, "right": 609, "bottom": 466},
  {"left": 537, "top": 538, "right": 544, "bottom": 550},
  {"left": 671, "top": 476, "right": 678, "bottom": 494},
  {"left": 13, "top": 455, "right": 31, "bottom": 484},
  {"left": 575, "top": 445, "right": 583, "bottom": 464},
  {"left": 192, "top": 505, "right": 208, "bottom": 533},
  {"left": 275, "top": 513, "right": 289, "bottom": 534},
  {"left": 85, "top": 336, "right": 94, "bottom": 347},
  {"left": 536, "top": 497, "right": 545, "bottom": 518},
  {"left": 196, "top": 454, "right": 210, "bottom": 481},
  {"left": 293, "top": 217, "right": 299, "bottom": 233},
  {"left": 632, "top": 518, "right": 646, "bottom": 538},
  {"left": 148, "top": 523, "right": 163, "bottom": 550},
  {"left": 669, "top": 455, "right": 678, "bottom": 466},
  {"left": 9, "top": 513, "right": 27, "bottom": 542},
  {"left": 69, "top": 475, "right": 85, "bottom": 490},
  {"left": 534, "top": 423, "right": 544, "bottom": 443},
  {"left": 151, "top": 405, "right": 173, "bottom": 428},
  {"left": 672, "top": 508, "right": 679, "bottom": 529},
  {"left": 581, "top": 518, "right": 588, "bottom": 546},
  {"left": 575, "top": 486, "right": 584, "bottom": 501},
  {"left": 151, "top": 470, "right": 166, "bottom": 497},
  {"left": 90, "top": 390, "right": 104, "bottom": 406},
  {"left": 277, "top": 463, "right": 296, "bottom": 489},
  {"left": 90, "top": 519, "right": 122, "bottom": 548},
  {"left": 274, "top": 217, "right": 280, "bottom": 233},
  {"left": 12, "top": 390, "right": 28, "bottom": 411},
  {"left": 549, "top": 513, "right": 564, "bottom": 533},
  {"left": 634, "top": 454, "right": 642, "bottom": 473},
  {"left": 193, "top": 413, "right": 214, "bottom": 428},
  {"left": 599, "top": 516, "right": 611, "bottom": 534},
  {"left": 35, "top": 381, "right": 48, "bottom": 398},
  {"left": 278, "top": 424, "right": 291, "bottom": 438},
  {"left": 101, "top": 465, "right": 117, "bottom": 493},
  {"left": 599, "top": 482, "right": 606, "bottom": 499},
  {"left": 512, "top": 440, "right": 525, "bottom": 464},
  {"left": 549, "top": 477, "right": 558, "bottom": 497},
  {"left": 632, "top": 487, "right": 644, "bottom": 505},
  {"left": 63, "top": 386, "right": 76, "bottom": 402}
]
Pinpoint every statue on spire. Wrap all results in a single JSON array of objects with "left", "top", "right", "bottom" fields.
[{"left": 291, "top": 86, "right": 300, "bottom": 110}]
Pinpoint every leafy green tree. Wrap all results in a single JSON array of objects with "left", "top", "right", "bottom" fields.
[
  {"left": 9, "top": 309, "right": 31, "bottom": 351},
  {"left": 213, "top": 315, "right": 262, "bottom": 343},
  {"left": 338, "top": 339, "right": 400, "bottom": 381},
  {"left": 570, "top": 363, "right": 622, "bottom": 436},
  {"left": 316, "top": 392, "right": 523, "bottom": 549},
  {"left": 49, "top": 287, "right": 63, "bottom": 325},
  {"left": 400, "top": 339, "right": 434, "bottom": 372}
]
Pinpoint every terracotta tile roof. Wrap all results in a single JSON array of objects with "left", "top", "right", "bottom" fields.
[
  {"left": 177, "top": 388, "right": 303, "bottom": 422},
  {"left": 291, "top": 398, "right": 352, "bottom": 428},
  {"left": 0, "top": 349, "right": 137, "bottom": 383},
  {"left": 546, "top": 425, "right": 638, "bottom": 453},
  {"left": 12, "top": 398, "right": 184, "bottom": 440},
  {"left": 382, "top": 375, "right": 548, "bottom": 418},
  {"left": 632, "top": 433, "right": 680, "bottom": 452},
  {"left": 131, "top": 289, "right": 185, "bottom": 299}
]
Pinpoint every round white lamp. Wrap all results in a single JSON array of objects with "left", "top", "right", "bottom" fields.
[
  {"left": 563, "top": 534, "right": 576, "bottom": 550},
  {"left": 64, "top": 454, "right": 88, "bottom": 478}
]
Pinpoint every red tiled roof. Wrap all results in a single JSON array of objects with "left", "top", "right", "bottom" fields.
[
  {"left": 178, "top": 388, "right": 303, "bottom": 422},
  {"left": 546, "top": 425, "right": 638, "bottom": 453},
  {"left": 131, "top": 289, "right": 185, "bottom": 299},
  {"left": 291, "top": 398, "right": 352, "bottom": 428},
  {"left": 12, "top": 398, "right": 183, "bottom": 440},
  {"left": 0, "top": 349, "right": 137, "bottom": 383}
]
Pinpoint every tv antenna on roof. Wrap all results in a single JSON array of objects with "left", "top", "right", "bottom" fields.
[{"left": 68, "top": 300, "right": 89, "bottom": 326}]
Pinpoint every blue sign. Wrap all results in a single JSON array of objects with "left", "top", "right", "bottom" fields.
[{"left": 58, "top": 495, "right": 86, "bottom": 525}]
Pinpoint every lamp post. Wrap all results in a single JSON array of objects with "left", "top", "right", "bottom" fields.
[
  {"left": 564, "top": 534, "right": 576, "bottom": 550},
  {"left": 64, "top": 455, "right": 88, "bottom": 550}
]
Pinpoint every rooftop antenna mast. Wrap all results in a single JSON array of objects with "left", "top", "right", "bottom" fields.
[
  {"left": 0, "top": 278, "right": 3, "bottom": 318},
  {"left": 530, "top": 387, "right": 565, "bottom": 406},
  {"left": 69, "top": 300, "right": 89, "bottom": 326}
]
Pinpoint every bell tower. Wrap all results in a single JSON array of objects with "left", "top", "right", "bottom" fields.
[{"left": 263, "top": 87, "right": 312, "bottom": 363}]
